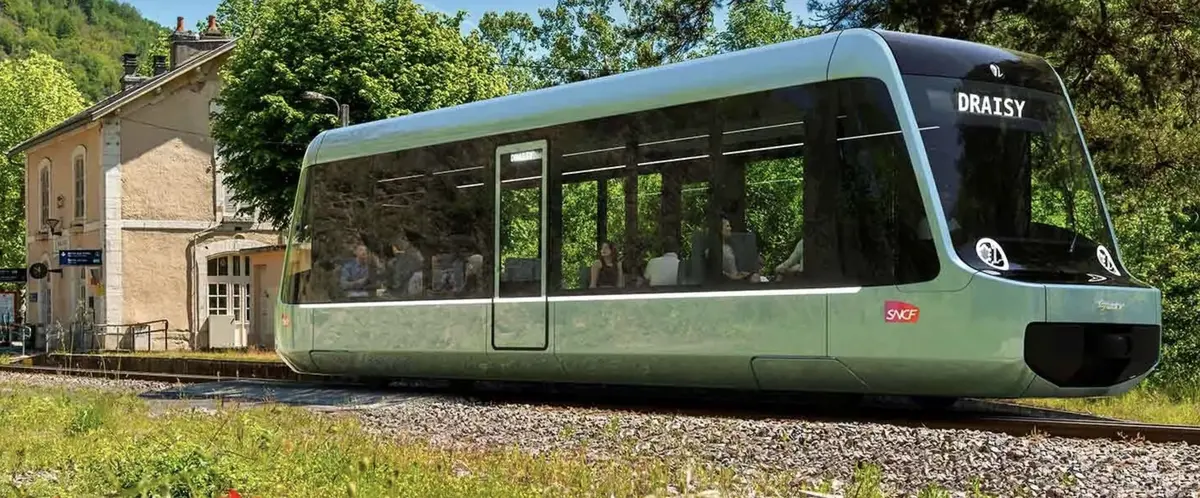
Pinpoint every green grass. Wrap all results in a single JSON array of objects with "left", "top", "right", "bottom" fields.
[
  {"left": 1020, "top": 382, "right": 1200, "bottom": 426},
  {"left": 0, "top": 382, "right": 987, "bottom": 498}
]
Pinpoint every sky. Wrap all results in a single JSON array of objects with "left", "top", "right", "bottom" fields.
[{"left": 125, "top": 0, "right": 810, "bottom": 34}]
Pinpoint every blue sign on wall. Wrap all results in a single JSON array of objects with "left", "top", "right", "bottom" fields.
[{"left": 60, "top": 250, "right": 102, "bottom": 266}]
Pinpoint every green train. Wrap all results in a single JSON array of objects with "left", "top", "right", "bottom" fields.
[{"left": 274, "top": 28, "right": 1161, "bottom": 405}]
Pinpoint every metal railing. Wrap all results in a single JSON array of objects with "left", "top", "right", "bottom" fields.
[
  {"left": 41, "top": 301, "right": 171, "bottom": 353},
  {"left": 0, "top": 323, "right": 31, "bottom": 356}
]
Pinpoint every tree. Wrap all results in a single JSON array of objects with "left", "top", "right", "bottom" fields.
[
  {"left": 210, "top": 0, "right": 510, "bottom": 228},
  {"left": 208, "top": 0, "right": 265, "bottom": 38},
  {"left": 478, "top": 0, "right": 725, "bottom": 91},
  {"left": 0, "top": 51, "right": 87, "bottom": 271}
]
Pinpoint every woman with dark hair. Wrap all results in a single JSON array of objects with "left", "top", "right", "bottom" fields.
[{"left": 589, "top": 240, "right": 624, "bottom": 288}]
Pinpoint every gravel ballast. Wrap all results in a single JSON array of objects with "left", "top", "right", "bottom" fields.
[
  {"left": 357, "top": 397, "right": 1200, "bottom": 497},
  {"left": 2, "top": 371, "right": 1197, "bottom": 497}
]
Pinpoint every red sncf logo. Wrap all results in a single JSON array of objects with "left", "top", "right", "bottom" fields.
[{"left": 884, "top": 300, "right": 920, "bottom": 323}]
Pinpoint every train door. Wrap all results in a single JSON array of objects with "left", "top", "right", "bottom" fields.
[{"left": 492, "top": 140, "right": 550, "bottom": 350}]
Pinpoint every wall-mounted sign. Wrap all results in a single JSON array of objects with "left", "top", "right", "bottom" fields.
[
  {"left": 957, "top": 92, "right": 1027, "bottom": 118},
  {"left": 60, "top": 250, "right": 102, "bottom": 266},
  {"left": 0, "top": 268, "right": 26, "bottom": 283}
]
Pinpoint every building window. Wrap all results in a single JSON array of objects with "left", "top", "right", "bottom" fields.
[
  {"left": 38, "top": 161, "right": 50, "bottom": 230},
  {"left": 73, "top": 147, "right": 85, "bottom": 220},
  {"left": 77, "top": 267, "right": 87, "bottom": 312}
]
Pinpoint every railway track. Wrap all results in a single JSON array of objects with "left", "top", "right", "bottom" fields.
[{"left": 2, "top": 360, "right": 1198, "bottom": 446}]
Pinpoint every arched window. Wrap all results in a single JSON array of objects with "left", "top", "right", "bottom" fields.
[
  {"left": 38, "top": 159, "right": 50, "bottom": 230},
  {"left": 72, "top": 146, "right": 86, "bottom": 220},
  {"left": 210, "top": 100, "right": 254, "bottom": 221}
]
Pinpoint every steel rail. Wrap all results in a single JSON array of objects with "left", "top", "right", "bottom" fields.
[{"left": 2, "top": 362, "right": 1197, "bottom": 445}]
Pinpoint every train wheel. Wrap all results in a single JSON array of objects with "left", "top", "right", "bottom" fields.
[{"left": 911, "top": 395, "right": 959, "bottom": 410}]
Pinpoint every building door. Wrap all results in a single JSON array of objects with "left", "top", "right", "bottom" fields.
[
  {"left": 252, "top": 264, "right": 272, "bottom": 348},
  {"left": 492, "top": 140, "right": 549, "bottom": 350},
  {"left": 206, "top": 254, "right": 252, "bottom": 343}
]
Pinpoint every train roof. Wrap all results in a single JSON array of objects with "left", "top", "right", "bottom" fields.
[{"left": 305, "top": 28, "right": 1055, "bottom": 168}]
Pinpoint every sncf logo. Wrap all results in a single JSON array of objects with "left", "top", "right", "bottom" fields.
[{"left": 884, "top": 301, "right": 920, "bottom": 323}]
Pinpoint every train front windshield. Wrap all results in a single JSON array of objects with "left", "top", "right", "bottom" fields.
[{"left": 905, "top": 74, "right": 1125, "bottom": 284}]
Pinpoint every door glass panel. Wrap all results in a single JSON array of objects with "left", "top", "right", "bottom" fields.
[
  {"left": 497, "top": 147, "right": 544, "bottom": 298},
  {"left": 233, "top": 285, "right": 242, "bottom": 320}
]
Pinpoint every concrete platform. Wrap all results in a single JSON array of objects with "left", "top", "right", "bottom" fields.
[{"left": 28, "top": 353, "right": 315, "bottom": 381}]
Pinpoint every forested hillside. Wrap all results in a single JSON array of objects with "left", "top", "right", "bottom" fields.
[{"left": 0, "top": 0, "right": 168, "bottom": 102}]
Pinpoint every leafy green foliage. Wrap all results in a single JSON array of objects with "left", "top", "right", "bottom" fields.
[
  {"left": 0, "top": 0, "right": 168, "bottom": 102},
  {"left": 211, "top": 0, "right": 510, "bottom": 228},
  {"left": 0, "top": 51, "right": 85, "bottom": 274},
  {"left": 212, "top": 0, "right": 264, "bottom": 38},
  {"left": 477, "top": 0, "right": 719, "bottom": 90}
]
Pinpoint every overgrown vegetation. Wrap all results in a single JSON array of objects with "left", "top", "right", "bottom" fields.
[{"left": 0, "top": 383, "right": 978, "bottom": 497}]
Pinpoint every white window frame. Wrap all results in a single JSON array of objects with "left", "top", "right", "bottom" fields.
[
  {"left": 72, "top": 146, "right": 86, "bottom": 220},
  {"left": 38, "top": 159, "right": 50, "bottom": 231}
]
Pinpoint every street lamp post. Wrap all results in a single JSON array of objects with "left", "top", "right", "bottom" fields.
[{"left": 301, "top": 91, "right": 349, "bottom": 127}]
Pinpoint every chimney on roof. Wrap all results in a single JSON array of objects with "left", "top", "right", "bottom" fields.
[
  {"left": 120, "top": 53, "right": 149, "bottom": 91},
  {"left": 202, "top": 15, "right": 222, "bottom": 38},
  {"left": 169, "top": 14, "right": 230, "bottom": 69},
  {"left": 152, "top": 55, "right": 168, "bottom": 76},
  {"left": 121, "top": 53, "right": 138, "bottom": 76}
]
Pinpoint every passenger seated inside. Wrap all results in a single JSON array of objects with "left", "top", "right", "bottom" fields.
[
  {"left": 340, "top": 242, "right": 382, "bottom": 298},
  {"left": 386, "top": 233, "right": 424, "bottom": 297},
  {"left": 590, "top": 240, "right": 624, "bottom": 288},
  {"left": 644, "top": 236, "right": 681, "bottom": 286},
  {"left": 706, "top": 216, "right": 760, "bottom": 283},
  {"left": 464, "top": 253, "right": 484, "bottom": 292},
  {"left": 774, "top": 239, "right": 804, "bottom": 281}
]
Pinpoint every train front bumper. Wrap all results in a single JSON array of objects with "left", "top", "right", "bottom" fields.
[{"left": 1020, "top": 283, "right": 1161, "bottom": 397}]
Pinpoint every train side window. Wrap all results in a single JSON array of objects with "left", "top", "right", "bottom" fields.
[
  {"left": 301, "top": 155, "right": 373, "bottom": 304},
  {"left": 551, "top": 100, "right": 714, "bottom": 294},
  {"left": 281, "top": 168, "right": 314, "bottom": 305},
  {"left": 554, "top": 115, "right": 630, "bottom": 292},
  {"left": 828, "top": 78, "right": 939, "bottom": 286},
  {"left": 296, "top": 139, "right": 494, "bottom": 304},
  {"left": 374, "top": 140, "right": 493, "bottom": 301},
  {"left": 713, "top": 84, "right": 814, "bottom": 288}
]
